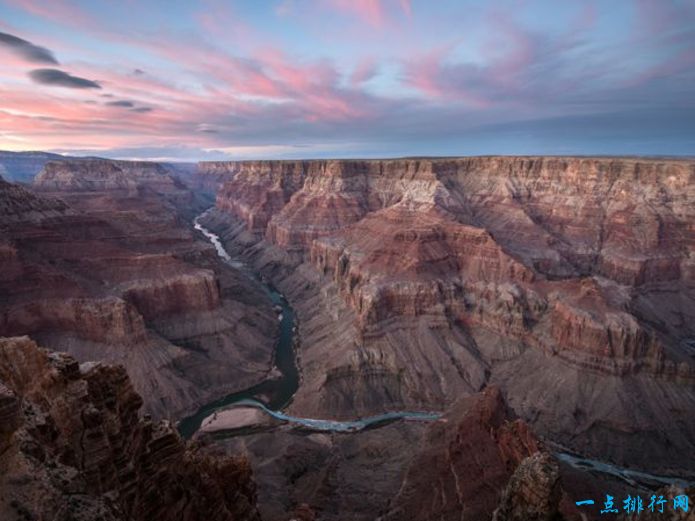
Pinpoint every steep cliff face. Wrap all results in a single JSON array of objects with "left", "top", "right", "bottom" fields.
[
  {"left": 33, "top": 159, "right": 211, "bottom": 217},
  {"left": 213, "top": 157, "right": 695, "bottom": 283},
  {"left": 384, "top": 387, "right": 546, "bottom": 521},
  {"left": 34, "top": 159, "right": 181, "bottom": 193},
  {"left": 0, "top": 336, "right": 261, "bottom": 521},
  {"left": 217, "top": 160, "right": 307, "bottom": 234},
  {"left": 384, "top": 387, "right": 595, "bottom": 521},
  {"left": 447, "top": 157, "right": 695, "bottom": 284},
  {"left": 0, "top": 168, "right": 277, "bottom": 419},
  {"left": 205, "top": 156, "right": 695, "bottom": 474},
  {"left": 196, "top": 162, "right": 244, "bottom": 192}
]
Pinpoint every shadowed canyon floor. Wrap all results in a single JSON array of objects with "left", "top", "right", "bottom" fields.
[{"left": 1, "top": 155, "right": 694, "bottom": 520}]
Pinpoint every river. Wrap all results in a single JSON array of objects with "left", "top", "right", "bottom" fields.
[
  {"left": 177, "top": 210, "right": 693, "bottom": 490},
  {"left": 177, "top": 211, "right": 440, "bottom": 439}
]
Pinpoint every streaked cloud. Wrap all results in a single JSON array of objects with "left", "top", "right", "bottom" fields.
[
  {"left": 0, "top": 0, "right": 693, "bottom": 159},
  {"left": 0, "top": 30, "right": 58, "bottom": 64},
  {"left": 28, "top": 68, "right": 101, "bottom": 89},
  {"left": 105, "top": 100, "right": 134, "bottom": 107},
  {"left": 324, "top": 0, "right": 412, "bottom": 27}
]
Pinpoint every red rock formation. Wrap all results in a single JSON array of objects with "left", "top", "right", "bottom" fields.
[
  {"left": 384, "top": 387, "right": 572, "bottom": 521},
  {"left": 196, "top": 161, "right": 243, "bottom": 192},
  {"left": 209, "top": 157, "right": 695, "bottom": 380},
  {"left": 491, "top": 452, "right": 564, "bottom": 521},
  {"left": 311, "top": 205, "right": 534, "bottom": 329},
  {"left": 0, "top": 336, "right": 261, "bottom": 521},
  {"left": 0, "top": 165, "right": 277, "bottom": 419},
  {"left": 205, "top": 156, "right": 695, "bottom": 475},
  {"left": 34, "top": 159, "right": 180, "bottom": 193},
  {"left": 216, "top": 161, "right": 307, "bottom": 234}
]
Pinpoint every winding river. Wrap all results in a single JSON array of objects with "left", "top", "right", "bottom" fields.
[
  {"left": 178, "top": 211, "right": 694, "bottom": 490},
  {"left": 177, "top": 211, "right": 440, "bottom": 439}
]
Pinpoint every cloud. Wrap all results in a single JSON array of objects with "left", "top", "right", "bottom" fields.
[
  {"left": 324, "top": 0, "right": 411, "bottom": 27},
  {"left": 106, "top": 100, "right": 134, "bottom": 107},
  {"left": 28, "top": 68, "right": 101, "bottom": 89},
  {"left": 0, "top": 31, "right": 58, "bottom": 64},
  {"left": 3, "top": 2, "right": 695, "bottom": 158},
  {"left": 196, "top": 123, "right": 219, "bottom": 133},
  {"left": 350, "top": 58, "right": 378, "bottom": 85},
  {"left": 103, "top": 97, "right": 154, "bottom": 112}
]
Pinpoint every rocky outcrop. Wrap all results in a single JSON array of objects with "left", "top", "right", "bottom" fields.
[
  {"left": 492, "top": 452, "right": 563, "bottom": 521},
  {"left": 204, "top": 156, "right": 695, "bottom": 475},
  {"left": 310, "top": 205, "right": 534, "bottom": 330},
  {"left": 1, "top": 297, "right": 149, "bottom": 344},
  {"left": 383, "top": 387, "right": 547, "bottom": 521},
  {"left": 382, "top": 387, "right": 634, "bottom": 521},
  {"left": 0, "top": 336, "right": 261, "bottom": 521}
]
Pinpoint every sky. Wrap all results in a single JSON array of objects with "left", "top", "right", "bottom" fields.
[{"left": 0, "top": 0, "right": 694, "bottom": 161}]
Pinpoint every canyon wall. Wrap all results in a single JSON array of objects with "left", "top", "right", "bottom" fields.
[
  {"left": 196, "top": 161, "right": 245, "bottom": 192},
  {"left": 34, "top": 159, "right": 183, "bottom": 193},
  {"left": 0, "top": 162, "right": 278, "bottom": 419},
  {"left": 204, "top": 156, "right": 695, "bottom": 474},
  {"left": 0, "top": 336, "right": 261, "bottom": 521}
]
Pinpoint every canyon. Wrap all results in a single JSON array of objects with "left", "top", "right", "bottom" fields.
[
  {"left": 1, "top": 160, "right": 278, "bottom": 420},
  {"left": 202, "top": 157, "right": 695, "bottom": 474},
  {"left": 1, "top": 154, "right": 694, "bottom": 520}
]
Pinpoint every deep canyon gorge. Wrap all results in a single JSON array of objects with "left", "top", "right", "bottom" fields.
[{"left": 1, "top": 153, "right": 694, "bottom": 520}]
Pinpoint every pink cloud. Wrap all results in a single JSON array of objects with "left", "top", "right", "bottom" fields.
[
  {"left": 194, "top": 0, "right": 259, "bottom": 50},
  {"left": 325, "top": 0, "right": 411, "bottom": 27},
  {"left": 4, "top": 0, "right": 98, "bottom": 30},
  {"left": 481, "top": 11, "right": 536, "bottom": 89},
  {"left": 401, "top": 44, "right": 491, "bottom": 108},
  {"left": 350, "top": 58, "right": 378, "bottom": 86}
]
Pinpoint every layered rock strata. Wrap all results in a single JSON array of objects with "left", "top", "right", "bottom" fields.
[
  {"left": 34, "top": 159, "right": 181, "bottom": 193},
  {"left": 204, "top": 157, "right": 695, "bottom": 475},
  {"left": 0, "top": 164, "right": 277, "bottom": 419},
  {"left": 0, "top": 336, "right": 261, "bottom": 521}
]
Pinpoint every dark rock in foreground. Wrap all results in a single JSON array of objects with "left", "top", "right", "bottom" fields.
[{"left": 0, "top": 336, "right": 261, "bottom": 521}]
